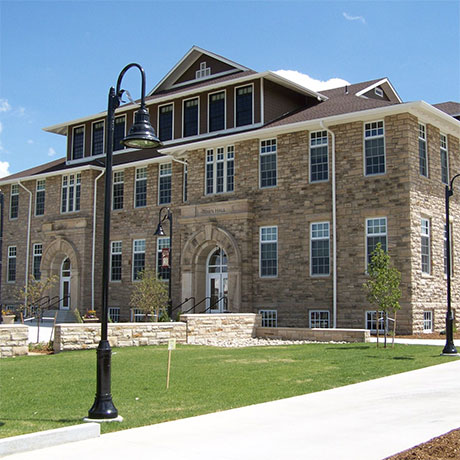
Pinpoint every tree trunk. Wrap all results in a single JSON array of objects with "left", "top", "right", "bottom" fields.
[
  {"left": 376, "top": 311, "right": 379, "bottom": 348},
  {"left": 392, "top": 310, "right": 397, "bottom": 348},
  {"left": 383, "top": 311, "right": 388, "bottom": 348}
]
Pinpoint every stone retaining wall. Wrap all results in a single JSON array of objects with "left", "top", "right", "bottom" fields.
[
  {"left": 256, "top": 327, "right": 370, "bottom": 343},
  {"left": 0, "top": 325, "right": 29, "bottom": 358},
  {"left": 53, "top": 322, "right": 187, "bottom": 353},
  {"left": 181, "top": 313, "right": 261, "bottom": 343}
]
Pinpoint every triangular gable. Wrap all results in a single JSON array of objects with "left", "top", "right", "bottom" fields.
[
  {"left": 148, "top": 46, "right": 251, "bottom": 95},
  {"left": 355, "top": 78, "right": 402, "bottom": 103}
]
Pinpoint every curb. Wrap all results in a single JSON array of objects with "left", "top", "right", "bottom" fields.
[{"left": 0, "top": 423, "right": 100, "bottom": 457}]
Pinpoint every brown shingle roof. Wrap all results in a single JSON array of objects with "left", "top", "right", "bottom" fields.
[
  {"left": 0, "top": 157, "right": 68, "bottom": 181},
  {"left": 433, "top": 101, "right": 460, "bottom": 117}
]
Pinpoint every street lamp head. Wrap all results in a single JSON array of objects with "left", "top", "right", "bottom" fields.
[
  {"left": 154, "top": 222, "right": 166, "bottom": 236},
  {"left": 122, "top": 105, "right": 161, "bottom": 150}
]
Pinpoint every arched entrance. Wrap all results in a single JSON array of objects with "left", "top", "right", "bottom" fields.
[
  {"left": 60, "top": 258, "right": 71, "bottom": 310},
  {"left": 206, "top": 248, "right": 228, "bottom": 313}
]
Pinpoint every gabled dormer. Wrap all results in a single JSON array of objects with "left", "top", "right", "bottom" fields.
[{"left": 355, "top": 78, "right": 402, "bottom": 103}]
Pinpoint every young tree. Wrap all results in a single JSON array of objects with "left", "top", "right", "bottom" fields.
[
  {"left": 363, "top": 243, "right": 402, "bottom": 348},
  {"left": 15, "top": 275, "right": 59, "bottom": 317},
  {"left": 130, "top": 269, "right": 169, "bottom": 321}
]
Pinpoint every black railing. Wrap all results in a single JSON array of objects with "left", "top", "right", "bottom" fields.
[
  {"left": 181, "top": 296, "right": 229, "bottom": 315},
  {"left": 170, "top": 297, "right": 195, "bottom": 319}
]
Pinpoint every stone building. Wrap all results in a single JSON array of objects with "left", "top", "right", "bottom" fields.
[{"left": 1, "top": 46, "right": 459, "bottom": 334}]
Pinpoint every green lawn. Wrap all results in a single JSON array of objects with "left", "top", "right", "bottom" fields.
[{"left": 0, "top": 343, "right": 456, "bottom": 438}]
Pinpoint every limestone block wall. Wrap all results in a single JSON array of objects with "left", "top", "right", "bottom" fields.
[
  {"left": 256, "top": 327, "right": 370, "bottom": 343},
  {"left": 53, "top": 322, "right": 187, "bottom": 353},
  {"left": 181, "top": 313, "right": 261, "bottom": 342},
  {"left": 0, "top": 325, "right": 28, "bottom": 358}
]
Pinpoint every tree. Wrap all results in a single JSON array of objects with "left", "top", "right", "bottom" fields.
[
  {"left": 363, "top": 243, "right": 402, "bottom": 348},
  {"left": 130, "top": 269, "right": 169, "bottom": 321},
  {"left": 15, "top": 275, "right": 59, "bottom": 317}
]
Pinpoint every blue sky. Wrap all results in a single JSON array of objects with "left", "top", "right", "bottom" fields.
[{"left": 1, "top": 0, "right": 459, "bottom": 177}]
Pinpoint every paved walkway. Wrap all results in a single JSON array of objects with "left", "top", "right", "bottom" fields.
[{"left": 3, "top": 358, "right": 460, "bottom": 460}]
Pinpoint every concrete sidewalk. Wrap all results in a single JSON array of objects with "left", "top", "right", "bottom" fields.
[{"left": 3, "top": 359, "right": 460, "bottom": 460}]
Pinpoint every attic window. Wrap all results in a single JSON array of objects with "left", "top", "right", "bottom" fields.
[
  {"left": 374, "top": 87, "right": 384, "bottom": 97},
  {"left": 196, "top": 62, "right": 211, "bottom": 80}
]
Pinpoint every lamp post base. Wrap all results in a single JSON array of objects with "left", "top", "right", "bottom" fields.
[{"left": 83, "top": 415, "right": 124, "bottom": 423}]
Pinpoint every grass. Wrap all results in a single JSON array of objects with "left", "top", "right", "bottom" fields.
[{"left": 0, "top": 343, "right": 457, "bottom": 438}]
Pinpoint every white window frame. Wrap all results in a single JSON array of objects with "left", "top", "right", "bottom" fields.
[
  {"left": 364, "top": 120, "right": 386, "bottom": 176},
  {"left": 259, "top": 138, "right": 277, "bottom": 189},
  {"left": 61, "top": 173, "right": 81, "bottom": 213},
  {"left": 72, "top": 125, "right": 85, "bottom": 160},
  {"left": 208, "top": 89, "right": 226, "bottom": 133},
  {"left": 418, "top": 123, "right": 428, "bottom": 178},
  {"left": 132, "top": 239, "right": 146, "bottom": 281},
  {"left": 423, "top": 311, "right": 433, "bottom": 333},
  {"left": 234, "top": 83, "right": 254, "bottom": 127},
  {"left": 310, "top": 130, "right": 329, "bottom": 183},
  {"left": 158, "top": 162, "right": 172, "bottom": 205},
  {"left": 33, "top": 243, "right": 42, "bottom": 280},
  {"left": 259, "top": 226, "right": 278, "bottom": 278},
  {"left": 440, "top": 133, "right": 449, "bottom": 185},
  {"left": 112, "top": 170, "right": 124, "bottom": 211},
  {"left": 182, "top": 97, "right": 200, "bottom": 138},
  {"left": 110, "top": 241, "right": 122, "bottom": 282},
  {"left": 374, "top": 87, "right": 384, "bottom": 97},
  {"left": 91, "top": 119, "right": 105, "bottom": 156},
  {"left": 421, "top": 218, "right": 431, "bottom": 274},
  {"left": 310, "top": 222, "right": 330, "bottom": 277},
  {"left": 309, "top": 310, "right": 330, "bottom": 328},
  {"left": 35, "top": 179, "right": 46, "bottom": 217},
  {"left": 7, "top": 246, "right": 17, "bottom": 283},
  {"left": 259, "top": 309, "right": 277, "bottom": 328},
  {"left": 130, "top": 308, "right": 144, "bottom": 322},
  {"left": 10, "top": 183, "right": 19, "bottom": 220},
  {"left": 366, "top": 217, "right": 387, "bottom": 269},
  {"left": 205, "top": 146, "right": 235, "bottom": 195},
  {"left": 365, "top": 311, "right": 385, "bottom": 332},
  {"left": 134, "top": 167, "right": 147, "bottom": 208},
  {"left": 157, "top": 103, "right": 174, "bottom": 142},
  {"left": 109, "top": 307, "right": 121, "bottom": 323}
]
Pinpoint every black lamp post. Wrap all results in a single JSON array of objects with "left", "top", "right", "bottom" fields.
[
  {"left": 154, "top": 207, "right": 173, "bottom": 318},
  {"left": 442, "top": 173, "right": 459, "bottom": 356},
  {"left": 86, "top": 63, "right": 161, "bottom": 421}
]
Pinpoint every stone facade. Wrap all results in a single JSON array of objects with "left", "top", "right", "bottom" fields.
[
  {"left": 256, "top": 327, "right": 370, "bottom": 343},
  {"left": 0, "top": 325, "right": 28, "bottom": 358}
]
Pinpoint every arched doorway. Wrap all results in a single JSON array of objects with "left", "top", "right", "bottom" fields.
[
  {"left": 60, "top": 258, "right": 71, "bottom": 310},
  {"left": 206, "top": 248, "right": 228, "bottom": 313}
]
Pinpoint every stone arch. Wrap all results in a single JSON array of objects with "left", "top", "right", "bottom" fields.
[
  {"left": 181, "top": 224, "right": 242, "bottom": 312},
  {"left": 40, "top": 237, "right": 81, "bottom": 311}
]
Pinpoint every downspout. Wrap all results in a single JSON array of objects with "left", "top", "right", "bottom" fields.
[
  {"left": 18, "top": 181, "right": 33, "bottom": 309},
  {"left": 320, "top": 121, "right": 337, "bottom": 328},
  {"left": 92, "top": 170, "right": 105, "bottom": 310}
]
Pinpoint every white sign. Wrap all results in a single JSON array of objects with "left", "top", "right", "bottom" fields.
[{"left": 168, "top": 338, "right": 176, "bottom": 350}]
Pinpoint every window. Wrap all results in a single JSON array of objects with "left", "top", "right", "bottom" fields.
[
  {"left": 157, "top": 237, "right": 170, "bottom": 281},
  {"left": 183, "top": 163, "right": 188, "bottom": 202},
  {"left": 61, "top": 173, "right": 81, "bottom": 213},
  {"left": 310, "top": 131, "right": 328, "bottom": 182},
  {"left": 110, "top": 241, "right": 122, "bottom": 282},
  {"left": 131, "top": 308, "right": 144, "bottom": 322},
  {"left": 209, "top": 91, "right": 225, "bottom": 132},
  {"left": 10, "top": 184, "right": 19, "bottom": 219},
  {"left": 260, "top": 226, "right": 278, "bottom": 277},
  {"left": 311, "top": 222, "right": 330, "bottom": 276},
  {"left": 132, "top": 239, "right": 145, "bottom": 281},
  {"left": 364, "top": 121, "right": 385, "bottom": 175},
  {"left": 206, "top": 146, "right": 234, "bottom": 194},
  {"left": 421, "top": 218, "right": 431, "bottom": 274},
  {"left": 158, "top": 104, "right": 173, "bottom": 142},
  {"left": 259, "top": 310, "right": 277, "bottom": 327},
  {"left": 135, "top": 167, "right": 147, "bottom": 208},
  {"left": 260, "top": 139, "right": 277, "bottom": 188},
  {"left": 159, "top": 163, "right": 172, "bottom": 205},
  {"left": 72, "top": 126, "right": 84, "bottom": 160},
  {"left": 35, "top": 179, "right": 45, "bottom": 216},
  {"left": 92, "top": 121, "right": 104, "bottom": 155},
  {"left": 366, "top": 311, "right": 385, "bottom": 332},
  {"left": 33, "top": 243, "right": 42, "bottom": 280},
  {"left": 374, "top": 87, "right": 384, "bottom": 97},
  {"left": 366, "top": 217, "right": 387, "bottom": 266},
  {"left": 440, "top": 134, "right": 449, "bottom": 185},
  {"left": 235, "top": 85, "right": 253, "bottom": 127},
  {"left": 183, "top": 98, "right": 199, "bottom": 137},
  {"left": 7, "top": 246, "right": 16, "bottom": 282},
  {"left": 113, "top": 116, "right": 126, "bottom": 151},
  {"left": 109, "top": 307, "right": 120, "bottom": 323},
  {"left": 419, "top": 123, "right": 428, "bottom": 177},
  {"left": 196, "top": 61, "right": 211, "bottom": 79},
  {"left": 309, "top": 310, "right": 330, "bottom": 328},
  {"left": 423, "top": 311, "right": 433, "bottom": 333},
  {"left": 113, "top": 171, "right": 124, "bottom": 210}
]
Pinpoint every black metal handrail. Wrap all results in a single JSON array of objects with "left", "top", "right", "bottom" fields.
[
  {"left": 182, "top": 296, "right": 210, "bottom": 314},
  {"left": 182, "top": 295, "right": 229, "bottom": 314},
  {"left": 203, "top": 296, "right": 228, "bottom": 313},
  {"left": 171, "top": 297, "right": 195, "bottom": 315}
]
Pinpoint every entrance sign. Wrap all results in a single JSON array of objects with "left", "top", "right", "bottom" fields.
[{"left": 161, "top": 248, "right": 170, "bottom": 268}]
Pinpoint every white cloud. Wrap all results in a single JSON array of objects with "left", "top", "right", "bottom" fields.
[
  {"left": 274, "top": 70, "right": 350, "bottom": 92},
  {"left": 0, "top": 99, "right": 11, "bottom": 113},
  {"left": 48, "top": 147, "right": 57, "bottom": 157},
  {"left": 0, "top": 161, "right": 10, "bottom": 178},
  {"left": 343, "top": 12, "right": 366, "bottom": 24},
  {"left": 27, "top": 139, "right": 34, "bottom": 144}
]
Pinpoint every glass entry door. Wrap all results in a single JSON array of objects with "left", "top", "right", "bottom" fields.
[
  {"left": 206, "top": 248, "right": 228, "bottom": 313},
  {"left": 60, "top": 258, "right": 71, "bottom": 310}
]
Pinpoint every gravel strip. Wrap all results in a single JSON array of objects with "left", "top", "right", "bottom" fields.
[{"left": 187, "top": 337, "right": 345, "bottom": 348}]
